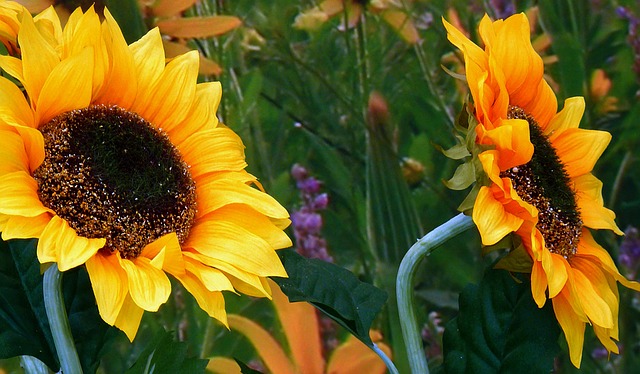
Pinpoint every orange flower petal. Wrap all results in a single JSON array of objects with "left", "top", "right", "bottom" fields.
[
  {"left": 85, "top": 251, "right": 128, "bottom": 325},
  {"left": 472, "top": 185, "right": 524, "bottom": 245},
  {"left": 573, "top": 174, "right": 623, "bottom": 234},
  {"left": 156, "top": 16, "right": 241, "bottom": 39},
  {"left": 552, "top": 291, "right": 586, "bottom": 368},
  {"left": 114, "top": 294, "right": 144, "bottom": 342},
  {"left": 119, "top": 256, "right": 171, "bottom": 312},
  {"left": 552, "top": 128, "right": 611, "bottom": 178}
]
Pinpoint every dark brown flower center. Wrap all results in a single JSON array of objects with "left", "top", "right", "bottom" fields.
[
  {"left": 499, "top": 106, "right": 582, "bottom": 258},
  {"left": 33, "top": 105, "right": 197, "bottom": 259}
]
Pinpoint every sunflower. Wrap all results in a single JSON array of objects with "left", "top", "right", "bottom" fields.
[
  {"left": 0, "top": 6, "right": 291, "bottom": 341},
  {"left": 443, "top": 13, "right": 640, "bottom": 367}
]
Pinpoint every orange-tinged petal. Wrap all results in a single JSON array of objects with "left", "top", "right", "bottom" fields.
[
  {"left": 472, "top": 186, "right": 523, "bottom": 245},
  {"left": 162, "top": 40, "right": 223, "bottom": 76},
  {"left": 186, "top": 220, "right": 287, "bottom": 277},
  {"left": 85, "top": 251, "right": 128, "bottom": 325},
  {"left": 1, "top": 213, "right": 51, "bottom": 240},
  {"left": 546, "top": 97, "right": 585, "bottom": 140},
  {"left": 206, "top": 357, "right": 242, "bottom": 374},
  {"left": 552, "top": 128, "right": 611, "bottom": 178},
  {"left": 0, "top": 55, "right": 24, "bottom": 86},
  {"left": 479, "top": 118, "right": 533, "bottom": 170},
  {"left": 184, "top": 258, "right": 234, "bottom": 293},
  {"left": 571, "top": 257, "right": 619, "bottom": 324},
  {"left": 0, "top": 171, "right": 52, "bottom": 217},
  {"left": 573, "top": 174, "right": 623, "bottom": 234},
  {"left": 156, "top": 16, "right": 241, "bottom": 38},
  {"left": 380, "top": 10, "right": 419, "bottom": 44},
  {"left": 140, "top": 232, "right": 186, "bottom": 276},
  {"left": 227, "top": 314, "right": 296, "bottom": 374},
  {"left": 318, "top": 0, "right": 344, "bottom": 16},
  {"left": 36, "top": 46, "right": 94, "bottom": 125},
  {"left": 593, "top": 324, "right": 619, "bottom": 354},
  {"left": 18, "top": 12, "right": 59, "bottom": 108},
  {"left": 37, "top": 215, "right": 105, "bottom": 271},
  {"left": 443, "top": 17, "right": 487, "bottom": 81},
  {"left": 327, "top": 335, "right": 388, "bottom": 374},
  {"left": 553, "top": 291, "right": 585, "bottom": 368},
  {"left": 151, "top": 0, "right": 197, "bottom": 17},
  {"left": 114, "top": 294, "right": 144, "bottom": 342},
  {"left": 270, "top": 280, "right": 324, "bottom": 373},
  {"left": 119, "top": 256, "right": 171, "bottom": 311}
]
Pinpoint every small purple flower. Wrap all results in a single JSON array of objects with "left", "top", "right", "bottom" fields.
[
  {"left": 489, "top": 0, "right": 516, "bottom": 19},
  {"left": 618, "top": 7, "right": 640, "bottom": 86},
  {"left": 290, "top": 164, "right": 333, "bottom": 262},
  {"left": 620, "top": 226, "right": 640, "bottom": 278}
]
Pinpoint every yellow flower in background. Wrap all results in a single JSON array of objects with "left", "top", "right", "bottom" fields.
[
  {"left": 294, "top": 0, "right": 419, "bottom": 44},
  {"left": 207, "top": 280, "right": 391, "bottom": 374},
  {"left": 444, "top": 13, "right": 640, "bottom": 368},
  {"left": 0, "top": 6, "right": 290, "bottom": 341}
]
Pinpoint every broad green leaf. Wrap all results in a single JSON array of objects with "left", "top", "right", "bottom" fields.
[
  {"left": 0, "top": 239, "right": 57, "bottom": 370},
  {"left": 271, "top": 250, "right": 387, "bottom": 347},
  {"left": 443, "top": 162, "right": 475, "bottom": 191},
  {"left": 125, "top": 330, "right": 208, "bottom": 374},
  {"left": 0, "top": 240, "right": 115, "bottom": 373},
  {"left": 442, "top": 269, "right": 560, "bottom": 373}
]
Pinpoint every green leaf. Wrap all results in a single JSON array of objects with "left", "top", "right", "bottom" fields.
[
  {"left": 0, "top": 239, "right": 58, "bottom": 370},
  {"left": 0, "top": 239, "right": 117, "bottom": 373},
  {"left": 442, "top": 269, "right": 561, "bottom": 373},
  {"left": 104, "top": 0, "right": 148, "bottom": 43},
  {"left": 125, "top": 330, "right": 208, "bottom": 374},
  {"left": 443, "top": 162, "right": 475, "bottom": 191},
  {"left": 271, "top": 250, "right": 387, "bottom": 347}
]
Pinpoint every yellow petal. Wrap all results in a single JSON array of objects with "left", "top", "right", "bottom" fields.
[
  {"left": 472, "top": 186, "right": 523, "bottom": 246},
  {"left": 140, "top": 232, "right": 186, "bottom": 276},
  {"left": 184, "top": 257, "right": 234, "bottom": 292},
  {"left": 119, "top": 256, "right": 171, "bottom": 312},
  {"left": 165, "top": 81, "right": 221, "bottom": 143},
  {"left": 0, "top": 171, "right": 52, "bottom": 217},
  {"left": 95, "top": 8, "right": 137, "bottom": 108},
  {"left": 593, "top": 325, "right": 620, "bottom": 354},
  {"left": 552, "top": 291, "right": 585, "bottom": 368},
  {"left": 572, "top": 267, "right": 613, "bottom": 328},
  {"left": 162, "top": 40, "right": 223, "bottom": 76},
  {"left": 269, "top": 279, "right": 325, "bottom": 373},
  {"left": 1, "top": 213, "right": 51, "bottom": 240},
  {"left": 85, "top": 251, "right": 128, "bottom": 325},
  {"left": 145, "top": 50, "right": 199, "bottom": 129},
  {"left": 37, "top": 215, "right": 105, "bottom": 271},
  {"left": 18, "top": 11, "right": 59, "bottom": 107},
  {"left": 0, "top": 55, "right": 24, "bottom": 86},
  {"left": 173, "top": 267, "right": 228, "bottom": 325},
  {"left": 530, "top": 260, "right": 548, "bottom": 308},
  {"left": 227, "top": 314, "right": 296, "bottom": 374},
  {"left": 130, "top": 28, "right": 165, "bottom": 105},
  {"left": 114, "top": 294, "right": 144, "bottom": 342},
  {"left": 573, "top": 174, "right": 623, "bottom": 234},
  {"left": 0, "top": 128, "right": 30, "bottom": 174},
  {"left": 36, "top": 46, "right": 93, "bottom": 125},
  {"left": 541, "top": 250, "right": 568, "bottom": 298},
  {"left": 552, "top": 128, "right": 611, "bottom": 178},
  {"left": 546, "top": 97, "right": 585, "bottom": 140},
  {"left": 0, "top": 76, "right": 35, "bottom": 129},
  {"left": 186, "top": 220, "right": 287, "bottom": 277},
  {"left": 156, "top": 16, "right": 241, "bottom": 38},
  {"left": 195, "top": 171, "right": 290, "bottom": 220},
  {"left": 178, "top": 129, "right": 247, "bottom": 178}
]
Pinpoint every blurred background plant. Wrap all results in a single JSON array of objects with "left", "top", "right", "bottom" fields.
[{"left": 1, "top": 0, "right": 640, "bottom": 373}]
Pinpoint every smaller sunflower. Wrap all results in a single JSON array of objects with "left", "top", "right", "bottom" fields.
[
  {"left": 0, "top": 5, "right": 290, "bottom": 341},
  {"left": 443, "top": 13, "right": 640, "bottom": 367}
]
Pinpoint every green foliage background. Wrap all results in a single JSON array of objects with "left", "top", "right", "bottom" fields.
[{"left": 1, "top": 0, "right": 640, "bottom": 373}]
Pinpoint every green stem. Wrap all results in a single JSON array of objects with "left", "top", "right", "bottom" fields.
[
  {"left": 372, "top": 343, "right": 400, "bottom": 374},
  {"left": 44, "top": 264, "right": 82, "bottom": 374},
  {"left": 396, "top": 213, "right": 474, "bottom": 373},
  {"left": 20, "top": 356, "right": 49, "bottom": 374}
]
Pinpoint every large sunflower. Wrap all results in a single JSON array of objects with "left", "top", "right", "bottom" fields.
[
  {"left": 0, "top": 6, "right": 291, "bottom": 341},
  {"left": 443, "top": 13, "right": 640, "bottom": 367}
]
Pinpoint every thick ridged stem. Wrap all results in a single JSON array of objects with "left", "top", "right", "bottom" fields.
[
  {"left": 44, "top": 264, "right": 82, "bottom": 374},
  {"left": 396, "top": 213, "right": 474, "bottom": 373}
]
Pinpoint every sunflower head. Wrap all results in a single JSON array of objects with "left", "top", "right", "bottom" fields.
[
  {"left": 0, "top": 5, "right": 291, "bottom": 341},
  {"left": 443, "top": 13, "right": 640, "bottom": 368}
]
